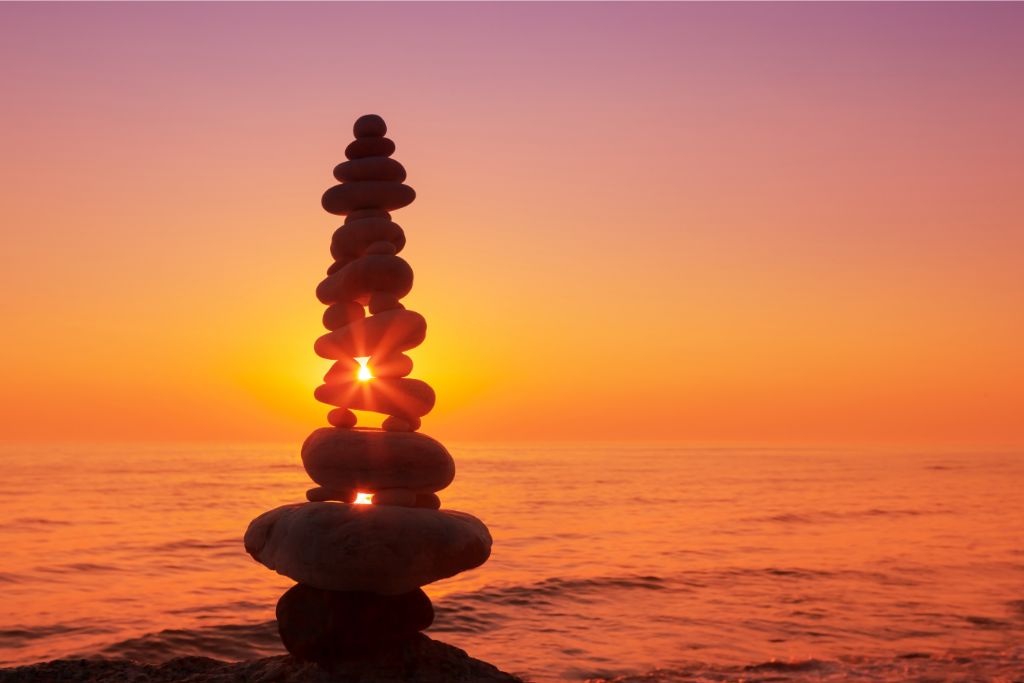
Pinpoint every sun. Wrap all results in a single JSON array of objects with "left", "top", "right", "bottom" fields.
[
  {"left": 355, "top": 356, "right": 373, "bottom": 382},
  {"left": 354, "top": 492, "right": 373, "bottom": 505}
]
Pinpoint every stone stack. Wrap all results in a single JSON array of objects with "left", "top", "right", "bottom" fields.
[{"left": 244, "top": 114, "right": 492, "bottom": 663}]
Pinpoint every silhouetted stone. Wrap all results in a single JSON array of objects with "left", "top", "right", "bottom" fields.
[
  {"left": 334, "top": 156, "right": 407, "bottom": 183},
  {"left": 316, "top": 254, "right": 414, "bottom": 304},
  {"left": 372, "top": 488, "right": 418, "bottom": 507},
  {"left": 353, "top": 114, "right": 388, "bottom": 138},
  {"left": 324, "top": 354, "right": 412, "bottom": 383},
  {"left": 322, "top": 301, "right": 365, "bottom": 331},
  {"left": 326, "top": 407, "right": 357, "bottom": 428},
  {"left": 415, "top": 493, "right": 442, "bottom": 510},
  {"left": 369, "top": 290, "right": 404, "bottom": 313},
  {"left": 345, "top": 208, "right": 390, "bottom": 223},
  {"left": 245, "top": 503, "right": 491, "bottom": 594},
  {"left": 314, "top": 309, "right": 426, "bottom": 359},
  {"left": 366, "top": 240, "right": 398, "bottom": 255},
  {"left": 306, "top": 486, "right": 356, "bottom": 503},
  {"left": 301, "top": 427, "right": 453, "bottom": 493},
  {"left": 314, "top": 377, "right": 436, "bottom": 420},
  {"left": 383, "top": 415, "right": 420, "bottom": 432},
  {"left": 326, "top": 260, "right": 343, "bottom": 275},
  {"left": 345, "top": 137, "right": 396, "bottom": 160},
  {"left": 322, "top": 181, "right": 416, "bottom": 215},
  {"left": 368, "top": 353, "right": 413, "bottom": 378},
  {"left": 331, "top": 218, "right": 406, "bottom": 262},
  {"left": 276, "top": 584, "right": 433, "bottom": 662}
]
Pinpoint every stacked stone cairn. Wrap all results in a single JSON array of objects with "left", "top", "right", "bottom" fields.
[{"left": 244, "top": 114, "right": 492, "bottom": 663}]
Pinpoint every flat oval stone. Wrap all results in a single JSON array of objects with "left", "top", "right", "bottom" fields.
[
  {"left": 322, "top": 181, "right": 416, "bottom": 215},
  {"left": 314, "top": 309, "right": 426, "bottom": 359},
  {"left": 353, "top": 114, "right": 387, "bottom": 138},
  {"left": 301, "top": 427, "right": 453, "bottom": 493},
  {"left": 307, "top": 486, "right": 356, "bottom": 503},
  {"left": 368, "top": 353, "right": 413, "bottom": 378},
  {"left": 345, "top": 137, "right": 395, "bottom": 160},
  {"left": 331, "top": 219, "right": 406, "bottom": 262},
  {"left": 314, "top": 378, "right": 435, "bottom": 419},
  {"left": 345, "top": 208, "right": 390, "bottom": 223},
  {"left": 277, "top": 584, "right": 432, "bottom": 662},
  {"left": 334, "top": 157, "right": 406, "bottom": 183},
  {"left": 245, "top": 502, "right": 491, "bottom": 593},
  {"left": 322, "top": 301, "right": 365, "bottom": 331},
  {"left": 372, "top": 488, "right": 418, "bottom": 507},
  {"left": 316, "top": 254, "right": 413, "bottom": 305},
  {"left": 415, "top": 493, "right": 441, "bottom": 510}
]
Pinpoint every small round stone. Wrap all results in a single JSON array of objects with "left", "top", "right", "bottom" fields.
[
  {"left": 345, "top": 137, "right": 395, "bottom": 160},
  {"left": 326, "top": 407, "right": 357, "bottom": 428},
  {"left": 322, "top": 302, "right": 364, "bottom": 331},
  {"left": 369, "top": 354, "right": 413, "bottom": 378},
  {"left": 276, "top": 583, "right": 432, "bottom": 662},
  {"left": 383, "top": 415, "right": 420, "bottom": 432},
  {"left": 353, "top": 114, "right": 387, "bottom": 138},
  {"left": 306, "top": 486, "right": 356, "bottom": 503},
  {"left": 344, "top": 208, "right": 390, "bottom": 223},
  {"left": 415, "top": 493, "right": 441, "bottom": 510},
  {"left": 369, "top": 290, "right": 403, "bottom": 314},
  {"left": 372, "top": 488, "right": 418, "bottom": 507},
  {"left": 366, "top": 241, "right": 397, "bottom": 256}
]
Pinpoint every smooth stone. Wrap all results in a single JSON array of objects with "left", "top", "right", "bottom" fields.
[
  {"left": 368, "top": 290, "right": 403, "bottom": 313},
  {"left": 334, "top": 156, "right": 406, "bottom": 183},
  {"left": 316, "top": 254, "right": 413, "bottom": 305},
  {"left": 365, "top": 240, "right": 398, "bottom": 255},
  {"left": 306, "top": 486, "right": 356, "bottom": 503},
  {"left": 326, "top": 260, "right": 343, "bottom": 275},
  {"left": 331, "top": 218, "right": 406, "bottom": 262},
  {"left": 353, "top": 114, "right": 387, "bottom": 138},
  {"left": 301, "top": 427, "right": 453, "bottom": 493},
  {"left": 415, "top": 493, "right": 441, "bottom": 510},
  {"left": 345, "top": 137, "right": 395, "bottom": 160},
  {"left": 322, "top": 301, "right": 365, "bottom": 331},
  {"left": 326, "top": 407, "right": 357, "bottom": 428},
  {"left": 278, "top": 584, "right": 432, "bottom": 662},
  {"left": 245, "top": 502, "right": 491, "bottom": 594},
  {"left": 314, "top": 378, "right": 436, "bottom": 420},
  {"left": 383, "top": 415, "right": 420, "bottom": 431},
  {"left": 345, "top": 208, "right": 390, "bottom": 223},
  {"left": 314, "top": 309, "right": 426, "bottom": 359},
  {"left": 372, "top": 488, "right": 418, "bottom": 507},
  {"left": 322, "top": 181, "right": 416, "bottom": 215},
  {"left": 368, "top": 353, "right": 413, "bottom": 378}
]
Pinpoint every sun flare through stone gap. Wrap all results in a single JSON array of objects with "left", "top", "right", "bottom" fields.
[{"left": 355, "top": 356, "right": 373, "bottom": 382}]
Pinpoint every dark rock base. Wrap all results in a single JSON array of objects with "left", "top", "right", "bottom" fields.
[
  {"left": 276, "top": 583, "right": 433, "bottom": 662},
  {"left": 0, "top": 635, "right": 525, "bottom": 682}
]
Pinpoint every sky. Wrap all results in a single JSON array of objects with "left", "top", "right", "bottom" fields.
[{"left": 1, "top": 2, "right": 1022, "bottom": 445}]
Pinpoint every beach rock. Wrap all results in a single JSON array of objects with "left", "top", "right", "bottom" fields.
[
  {"left": 314, "top": 309, "right": 426, "bottom": 359},
  {"left": 307, "top": 486, "right": 356, "bottom": 503},
  {"left": 0, "top": 639, "right": 525, "bottom": 682},
  {"left": 383, "top": 415, "right": 420, "bottom": 432},
  {"left": 369, "top": 354, "right": 413, "bottom": 378},
  {"left": 372, "top": 488, "right": 418, "bottom": 507},
  {"left": 331, "top": 218, "right": 406, "bottom": 262},
  {"left": 314, "top": 377, "right": 436, "bottom": 419},
  {"left": 301, "top": 427, "right": 453, "bottom": 493},
  {"left": 323, "top": 301, "right": 365, "bottom": 330},
  {"left": 345, "top": 136, "right": 396, "bottom": 160},
  {"left": 353, "top": 114, "right": 387, "bottom": 138},
  {"left": 276, "top": 584, "right": 432, "bottom": 662},
  {"left": 244, "top": 502, "right": 491, "bottom": 594},
  {"left": 326, "top": 407, "right": 358, "bottom": 429},
  {"left": 322, "top": 181, "right": 416, "bottom": 215},
  {"left": 334, "top": 157, "right": 407, "bottom": 183},
  {"left": 316, "top": 254, "right": 414, "bottom": 304},
  {"left": 415, "top": 493, "right": 442, "bottom": 510},
  {"left": 369, "top": 290, "right": 404, "bottom": 313}
]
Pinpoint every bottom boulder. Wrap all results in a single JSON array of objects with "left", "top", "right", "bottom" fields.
[{"left": 276, "top": 583, "right": 433, "bottom": 662}]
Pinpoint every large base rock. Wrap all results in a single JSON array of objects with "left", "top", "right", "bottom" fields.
[
  {"left": 277, "top": 584, "right": 433, "bottom": 662},
  {"left": 0, "top": 637, "right": 524, "bottom": 682}
]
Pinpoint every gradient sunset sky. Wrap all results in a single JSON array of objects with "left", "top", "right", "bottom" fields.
[{"left": 1, "top": 2, "right": 1022, "bottom": 445}]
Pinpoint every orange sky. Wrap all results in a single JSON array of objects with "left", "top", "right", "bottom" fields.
[{"left": 1, "top": 3, "right": 1022, "bottom": 445}]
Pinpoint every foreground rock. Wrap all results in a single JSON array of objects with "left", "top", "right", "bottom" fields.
[{"left": 0, "top": 636, "right": 524, "bottom": 682}]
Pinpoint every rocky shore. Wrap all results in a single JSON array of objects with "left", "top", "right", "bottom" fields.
[{"left": 0, "top": 635, "right": 524, "bottom": 683}]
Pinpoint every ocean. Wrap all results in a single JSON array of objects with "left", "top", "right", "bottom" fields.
[{"left": 1, "top": 443, "right": 1022, "bottom": 681}]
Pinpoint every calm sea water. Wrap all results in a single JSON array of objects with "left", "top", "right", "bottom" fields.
[{"left": 1, "top": 442, "right": 1022, "bottom": 681}]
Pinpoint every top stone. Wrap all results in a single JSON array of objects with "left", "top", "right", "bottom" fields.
[{"left": 354, "top": 114, "right": 387, "bottom": 138}]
